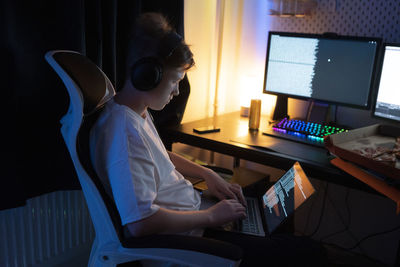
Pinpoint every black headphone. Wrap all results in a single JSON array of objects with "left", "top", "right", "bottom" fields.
[{"left": 130, "top": 31, "right": 183, "bottom": 91}]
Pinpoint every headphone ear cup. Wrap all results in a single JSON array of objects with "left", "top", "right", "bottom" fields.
[{"left": 130, "top": 57, "right": 163, "bottom": 91}]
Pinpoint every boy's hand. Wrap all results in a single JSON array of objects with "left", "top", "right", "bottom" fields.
[
  {"left": 207, "top": 199, "right": 247, "bottom": 226},
  {"left": 202, "top": 168, "right": 246, "bottom": 207}
]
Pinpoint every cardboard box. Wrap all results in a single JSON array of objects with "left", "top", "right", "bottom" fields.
[
  {"left": 330, "top": 157, "right": 400, "bottom": 214},
  {"left": 324, "top": 124, "right": 400, "bottom": 181}
]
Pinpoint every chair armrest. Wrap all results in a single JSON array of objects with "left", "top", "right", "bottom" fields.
[{"left": 122, "top": 234, "right": 243, "bottom": 261}]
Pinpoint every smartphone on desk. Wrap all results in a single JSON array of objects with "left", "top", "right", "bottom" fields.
[{"left": 193, "top": 126, "right": 221, "bottom": 134}]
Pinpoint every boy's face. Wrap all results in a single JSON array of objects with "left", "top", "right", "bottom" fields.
[{"left": 147, "top": 67, "right": 185, "bottom": 110}]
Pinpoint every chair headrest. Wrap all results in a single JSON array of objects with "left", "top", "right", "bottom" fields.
[{"left": 51, "top": 51, "right": 116, "bottom": 115}]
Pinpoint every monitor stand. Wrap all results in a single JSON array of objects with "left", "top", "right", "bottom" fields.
[
  {"left": 271, "top": 95, "right": 288, "bottom": 121},
  {"left": 306, "top": 100, "right": 330, "bottom": 124},
  {"left": 270, "top": 97, "right": 332, "bottom": 124}
]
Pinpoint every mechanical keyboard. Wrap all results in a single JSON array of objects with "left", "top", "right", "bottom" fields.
[{"left": 263, "top": 118, "right": 348, "bottom": 147}]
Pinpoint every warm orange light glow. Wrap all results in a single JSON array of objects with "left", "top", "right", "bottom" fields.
[
  {"left": 237, "top": 119, "right": 251, "bottom": 137},
  {"left": 183, "top": 0, "right": 272, "bottom": 123},
  {"left": 261, "top": 93, "right": 277, "bottom": 118},
  {"left": 239, "top": 75, "right": 259, "bottom": 108}
]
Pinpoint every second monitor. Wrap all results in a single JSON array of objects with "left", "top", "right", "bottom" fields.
[
  {"left": 263, "top": 32, "right": 382, "bottom": 117},
  {"left": 373, "top": 43, "right": 400, "bottom": 123}
]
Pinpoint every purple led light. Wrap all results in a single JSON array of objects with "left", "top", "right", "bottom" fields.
[{"left": 273, "top": 127, "right": 287, "bottom": 133}]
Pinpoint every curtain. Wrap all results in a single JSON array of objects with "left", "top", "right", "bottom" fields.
[{"left": 0, "top": 0, "right": 186, "bottom": 210}]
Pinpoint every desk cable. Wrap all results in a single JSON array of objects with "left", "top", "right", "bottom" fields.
[
  {"left": 301, "top": 182, "right": 368, "bottom": 255},
  {"left": 318, "top": 187, "right": 351, "bottom": 242},
  {"left": 321, "top": 224, "right": 400, "bottom": 266},
  {"left": 317, "top": 187, "right": 368, "bottom": 256},
  {"left": 313, "top": 185, "right": 400, "bottom": 263},
  {"left": 308, "top": 184, "right": 368, "bottom": 254},
  {"left": 295, "top": 180, "right": 327, "bottom": 236},
  {"left": 343, "top": 224, "right": 400, "bottom": 251},
  {"left": 306, "top": 181, "right": 329, "bottom": 238},
  {"left": 320, "top": 186, "right": 400, "bottom": 252}
]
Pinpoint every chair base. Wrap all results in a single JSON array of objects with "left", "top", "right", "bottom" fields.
[{"left": 88, "top": 240, "right": 241, "bottom": 267}]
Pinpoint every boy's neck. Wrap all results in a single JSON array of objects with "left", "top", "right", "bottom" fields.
[{"left": 114, "top": 90, "right": 147, "bottom": 118}]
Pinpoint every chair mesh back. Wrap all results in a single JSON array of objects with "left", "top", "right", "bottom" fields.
[
  {"left": 77, "top": 111, "right": 124, "bottom": 241},
  {"left": 52, "top": 51, "right": 124, "bottom": 241},
  {"left": 53, "top": 52, "right": 107, "bottom": 115}
]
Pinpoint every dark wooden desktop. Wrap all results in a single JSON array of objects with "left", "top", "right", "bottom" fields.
[{"left": 162, "top": 111, "right": 379, "bottom": 194}]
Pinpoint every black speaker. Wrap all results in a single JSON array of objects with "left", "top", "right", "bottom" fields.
[{"left": 130, "top": 31, "right": 182, "bottom": 91}]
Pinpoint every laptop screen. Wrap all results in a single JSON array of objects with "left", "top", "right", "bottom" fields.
[{"left": 262, "top": 162, "right": 315, "bottom": 233}]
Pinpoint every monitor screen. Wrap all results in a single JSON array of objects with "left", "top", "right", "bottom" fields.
[
  {"left": 373, "top": 44, "right": 400, "bottom": 122},
  {"left": 263, "top": 32, "right": 381, "bottom": 108}
]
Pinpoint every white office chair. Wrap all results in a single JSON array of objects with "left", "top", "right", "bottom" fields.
[{"left": 45, "top": 50, "right": 242, "bottom": 267}]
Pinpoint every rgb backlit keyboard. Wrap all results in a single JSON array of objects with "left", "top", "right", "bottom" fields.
[{"left": 272, "top": 118, "right": 348, "bottom": 143}]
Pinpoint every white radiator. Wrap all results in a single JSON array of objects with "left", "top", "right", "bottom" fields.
[{"left": 0, "top": 190, "right": 95, "bottom": 267}]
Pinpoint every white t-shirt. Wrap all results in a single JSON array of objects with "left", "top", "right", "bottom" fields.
[{"left": 90, "top": 99, "right": 201, "bottom": 227}]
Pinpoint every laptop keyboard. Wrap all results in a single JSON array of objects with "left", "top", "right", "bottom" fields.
[{"left": 240, "top": 198, "right": 264, "bottom": 236}]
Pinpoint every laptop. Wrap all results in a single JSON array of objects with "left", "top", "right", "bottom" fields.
[{"left": 201, "top": 162, "right": 315, "bottom": 237}]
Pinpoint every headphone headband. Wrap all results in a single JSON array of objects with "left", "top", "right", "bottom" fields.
[
  {"left": 158, "top": 31, "right": 183, "bottom": 59},
  {"left": 131, "top": 31, "right": 183, "bottom": 91}
]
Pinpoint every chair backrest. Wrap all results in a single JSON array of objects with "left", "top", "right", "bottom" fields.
[{"left": 45, "top": 50, "right": 124, "bottom": 244}]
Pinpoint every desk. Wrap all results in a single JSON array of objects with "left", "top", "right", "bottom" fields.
[{"left": 162, "top": 111, "right": 379, "bottom": 194}]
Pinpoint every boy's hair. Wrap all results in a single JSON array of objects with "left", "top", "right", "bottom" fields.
[{"left": 126, "top": 12, "right": 194, "bottom": 77}]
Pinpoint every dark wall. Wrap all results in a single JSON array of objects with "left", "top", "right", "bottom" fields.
[{"left": 1, "top": 0, "right": 186, "bottom": 210}]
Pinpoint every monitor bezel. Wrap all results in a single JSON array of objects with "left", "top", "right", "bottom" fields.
[
  {"left": 371, "top": 42, "right": 400, "bottom": 123},
  {"left": 263, "top": 31, "right": 383, "bottom": 110}
]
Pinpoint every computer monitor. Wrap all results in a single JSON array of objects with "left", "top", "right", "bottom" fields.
[
  {"left": 372, "top": 43, "right": 400, "bottom": 122},
  {"left": 263, "top": 31, "right": 381, "bottom": 121}
]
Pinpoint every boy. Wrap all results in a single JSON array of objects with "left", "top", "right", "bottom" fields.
[
  {"left": 90, "top": 12, "right": 246, "bottom": 238},
  {"left": 90, "top": 12, "right": 327, "bottom": 267}
]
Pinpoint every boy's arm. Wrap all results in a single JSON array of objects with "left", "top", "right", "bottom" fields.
[
  {"left": 167, "top": 151, "right": 246, "bottom": 206},
  {"left": 126, "top": 199, "right": 246, "bottom": 237}
]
